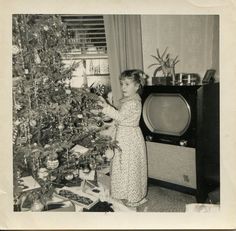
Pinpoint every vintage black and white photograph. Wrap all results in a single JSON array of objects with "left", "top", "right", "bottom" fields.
[
  {"left": 12, "top": 13, "right": 220, "bottom": 213},
  {"left": 1, "top": 0, "right": 236, "bottom": 229}
]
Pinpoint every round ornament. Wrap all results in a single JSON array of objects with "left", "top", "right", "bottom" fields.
[
  {"left": 105, "top": 148, "right": 114, "bottom": 160},
  {"left": 12, "top": 45, "right": 20, "bottom": 55},
  {"left": 58, "top": 124, "right": 64, "bottom": 130},
  {"left": 30, "top": 200, "right": 44, "bottom": 212},
  {"left": 50, "top": 175, "right": 57, "bottom": 181},
  {"left": 65, "top": 89, "right": 71, "bottom": 95},
  {"left": 83, "top": 164, "right": 91, "bottom": 173},
  {"left": 46, "top": 159, "right": 59, "bottom": 170},
  {"left": 77, "top": 114, "right": 83, "bottom": 119},
  {"left": 14, "top": 120, "right": 21, "bottom": 126},
  {"left": 43, "top": 25, "right": 49, "bottom": 31},
  {"left": 30, "top": 120, "right": 37, "bottom": 127},
  {"left": 97, "top": 120, "right": 103, "bottom": 127},
  {"left": 89, "top": 162, "right": 97, "bottom": 170},
  {"left": 65, "top": 173, "right": 74, "bottom": 181},
  {"left": 44, "top": 144, "right": 50, "bottom": 149},
  {"left": 38, "top": 168, "right": 49, "bottom": 181}
]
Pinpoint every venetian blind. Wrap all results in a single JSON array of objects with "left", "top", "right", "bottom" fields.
[{"left": 61, "top": 15, "right": 107, "bottom": 55}]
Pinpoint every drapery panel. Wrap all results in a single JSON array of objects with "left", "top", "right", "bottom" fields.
[{"left": 104, "top": 15, "right": 143, "bottom": 107}]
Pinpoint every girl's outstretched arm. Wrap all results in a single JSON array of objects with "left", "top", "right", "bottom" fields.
[{"left": 98, "top": 96, "right": 140, "bottom": 123}]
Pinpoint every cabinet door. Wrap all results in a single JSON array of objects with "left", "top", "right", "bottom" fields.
[{"left": 146, "top": 141, "right": 197, "bottom": 189}]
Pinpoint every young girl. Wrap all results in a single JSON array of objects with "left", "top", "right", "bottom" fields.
[{"left": 98, "top": 69, "right": 148, "bottom": 207}]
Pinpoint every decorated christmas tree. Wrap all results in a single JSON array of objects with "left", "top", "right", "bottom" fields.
[{"left": 12, "top": 14, "right": 117, "bottom": 210}]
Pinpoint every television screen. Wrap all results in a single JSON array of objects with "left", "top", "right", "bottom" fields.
[{"left": 142, "top": 93, "right": 191, "bottom": 136}]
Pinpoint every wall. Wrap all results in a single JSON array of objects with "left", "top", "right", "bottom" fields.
[{"left": 141, "top": 15, "right": 219, "bottom": 83}]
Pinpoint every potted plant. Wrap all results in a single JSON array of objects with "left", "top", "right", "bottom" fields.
[{"left": 148, "top": 47, "right": 179, "bottom": 85}]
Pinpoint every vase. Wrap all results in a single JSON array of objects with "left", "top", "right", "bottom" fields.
[{"left": 30, "top": 200, "right": 44, "bottom": 212}]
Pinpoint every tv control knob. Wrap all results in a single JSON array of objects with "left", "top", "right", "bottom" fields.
[
  {"left": 180, "top": 140, "right": 188, "bottom": 146},
  {"left": 146, "top": 136, "right": 153, "bottom": 141}
]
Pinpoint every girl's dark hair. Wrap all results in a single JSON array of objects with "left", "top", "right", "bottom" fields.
[{"left": 120, "top": 69, "right": 149, "bottom": 95}]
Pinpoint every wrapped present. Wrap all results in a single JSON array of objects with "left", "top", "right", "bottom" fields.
[
  {"left": 71, "top": 144, "right": 90, "bottom": 158},
  {"left": 17, "top": 176, "right": 41, "bottom": 192}
]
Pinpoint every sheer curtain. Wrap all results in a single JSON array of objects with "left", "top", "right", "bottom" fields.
[{"left": 104, "top": 15, "right": 143, "bottom": 108}]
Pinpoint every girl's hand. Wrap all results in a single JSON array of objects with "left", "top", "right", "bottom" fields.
[
  {"left": 90, "top": 109, "right": 100, "bottom": 115},
  {"left": 107, "top": 91, "right": 113, "bottom": 105}
]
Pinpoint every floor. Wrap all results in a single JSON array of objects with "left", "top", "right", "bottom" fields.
[
  {"left": 98, "top": 171, "right": 197, "bottom": 212},
  {"left": 136, "top": 184, "right": 196, "bottom": 212}
]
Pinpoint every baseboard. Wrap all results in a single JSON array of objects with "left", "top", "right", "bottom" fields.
[{"left": 148, "top": 177, "right": 196, "bottom": 196}]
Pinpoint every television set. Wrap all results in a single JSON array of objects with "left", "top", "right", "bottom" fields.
[
  {"left": 140, "top": 85, "right": 199, "bottom": 148},
  {"left": 140, "top": 83, "right": 220, "bottom": 202}
]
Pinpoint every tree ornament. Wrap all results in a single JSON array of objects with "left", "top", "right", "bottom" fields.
[
  {"left": 44, "top": 144, "right": 51, "bottom": 149},
  {"left": 77, "top": 114, "right": 83, "bottom": 119},
  {"left": 30, "top": 200, "right": 44, "bottom": 212},
  {"left": 15, "top": 104, "right": 22, "bottom": 111},
  {"left": 46, "top": 159, "right": 59, "bottom": 170},
  {"left": 105, "top": 148, "right": 114, "bottom": 160},
  {"left": 50, "top": 175, "right": 57, "bottom": 181},
  {"left": 73, "top": 169, "right": 79, "bottom": 177},
  {"left": 34, "top": 50, "right": 41, "bottom": 64},
  {"left": 43, "top": 77, "right": 49, "bottom": 84},
  {"left": 82, "top": 163, "right": 91, "bottom": 173},
  {"left": 65, "top": 89, "right": 71, "bottom": 95},
  {"left": 64, "top": 172, "right": 74, "bottom": 181},
  {"left": 58, "top": 124, "right": 64, "bottom": 130},
  {"left": 29, "top": 120, "right": 37, "bottom": 127},
  {"left": 13, "top": 127, "right": 18, "bottom": 144},
  {"left": 38, "top": 168, "right": 49, "bottom": 181},
  {"left": 89, "top": 162, "right": 97, "bottom": 170},
  {"left": 12, "top": 45, "right": 21, "bottom": 55},
  {"left": 14, "top": 120, "right": 21, "bottom": 126},
  {"left": 64, "top": 78, "right": 70, "bottom": 86},
  {"left": 46, "top": 152, "right": 59, "bottom": 170},
  {"left": 43, "top": 25, "right": 49, "bottom": 31},
  {"left": 55, "top": 88, "right": 59, "bottom": 91},
  {"left": 97, "top": 120, "right": 103, "bottom": 127}
]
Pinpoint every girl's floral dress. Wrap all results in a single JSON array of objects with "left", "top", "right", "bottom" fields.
[{"left": 102, "top": 93, "right": 147, "bottom": 203}]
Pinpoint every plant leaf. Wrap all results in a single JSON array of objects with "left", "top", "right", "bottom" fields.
[
  {"left": 153, "top": 66, "right": 162, "bottom": 77},
  {"left": 174, "top": 60, "right": 180, "bottom": 65},
  {"left": 151, "top": 55, "right": 161, "bottom": 63},
  {"left": 161, "top": 47, "right": 168, "bottom": 59},
  {"left": 148, "top": 63, "right": 159, "bottom": 69},
  {"left": 156, "top": 48, "right": 161, "bottom": 59},
  {"left": 173, "top": 55, "right": 179, "bottom": 63}
]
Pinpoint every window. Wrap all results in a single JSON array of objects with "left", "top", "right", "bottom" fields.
[{"left": 60, "top": 15, "right": 110, "bottom": 88}]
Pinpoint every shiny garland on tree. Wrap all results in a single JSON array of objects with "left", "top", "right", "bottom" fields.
[{"left": 12, "top": 14, "right": 117, "bottom": 208}]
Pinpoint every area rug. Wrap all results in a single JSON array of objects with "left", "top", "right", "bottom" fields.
[{"left": 137, "top": 185, "right": 196, "bottom": 212}]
